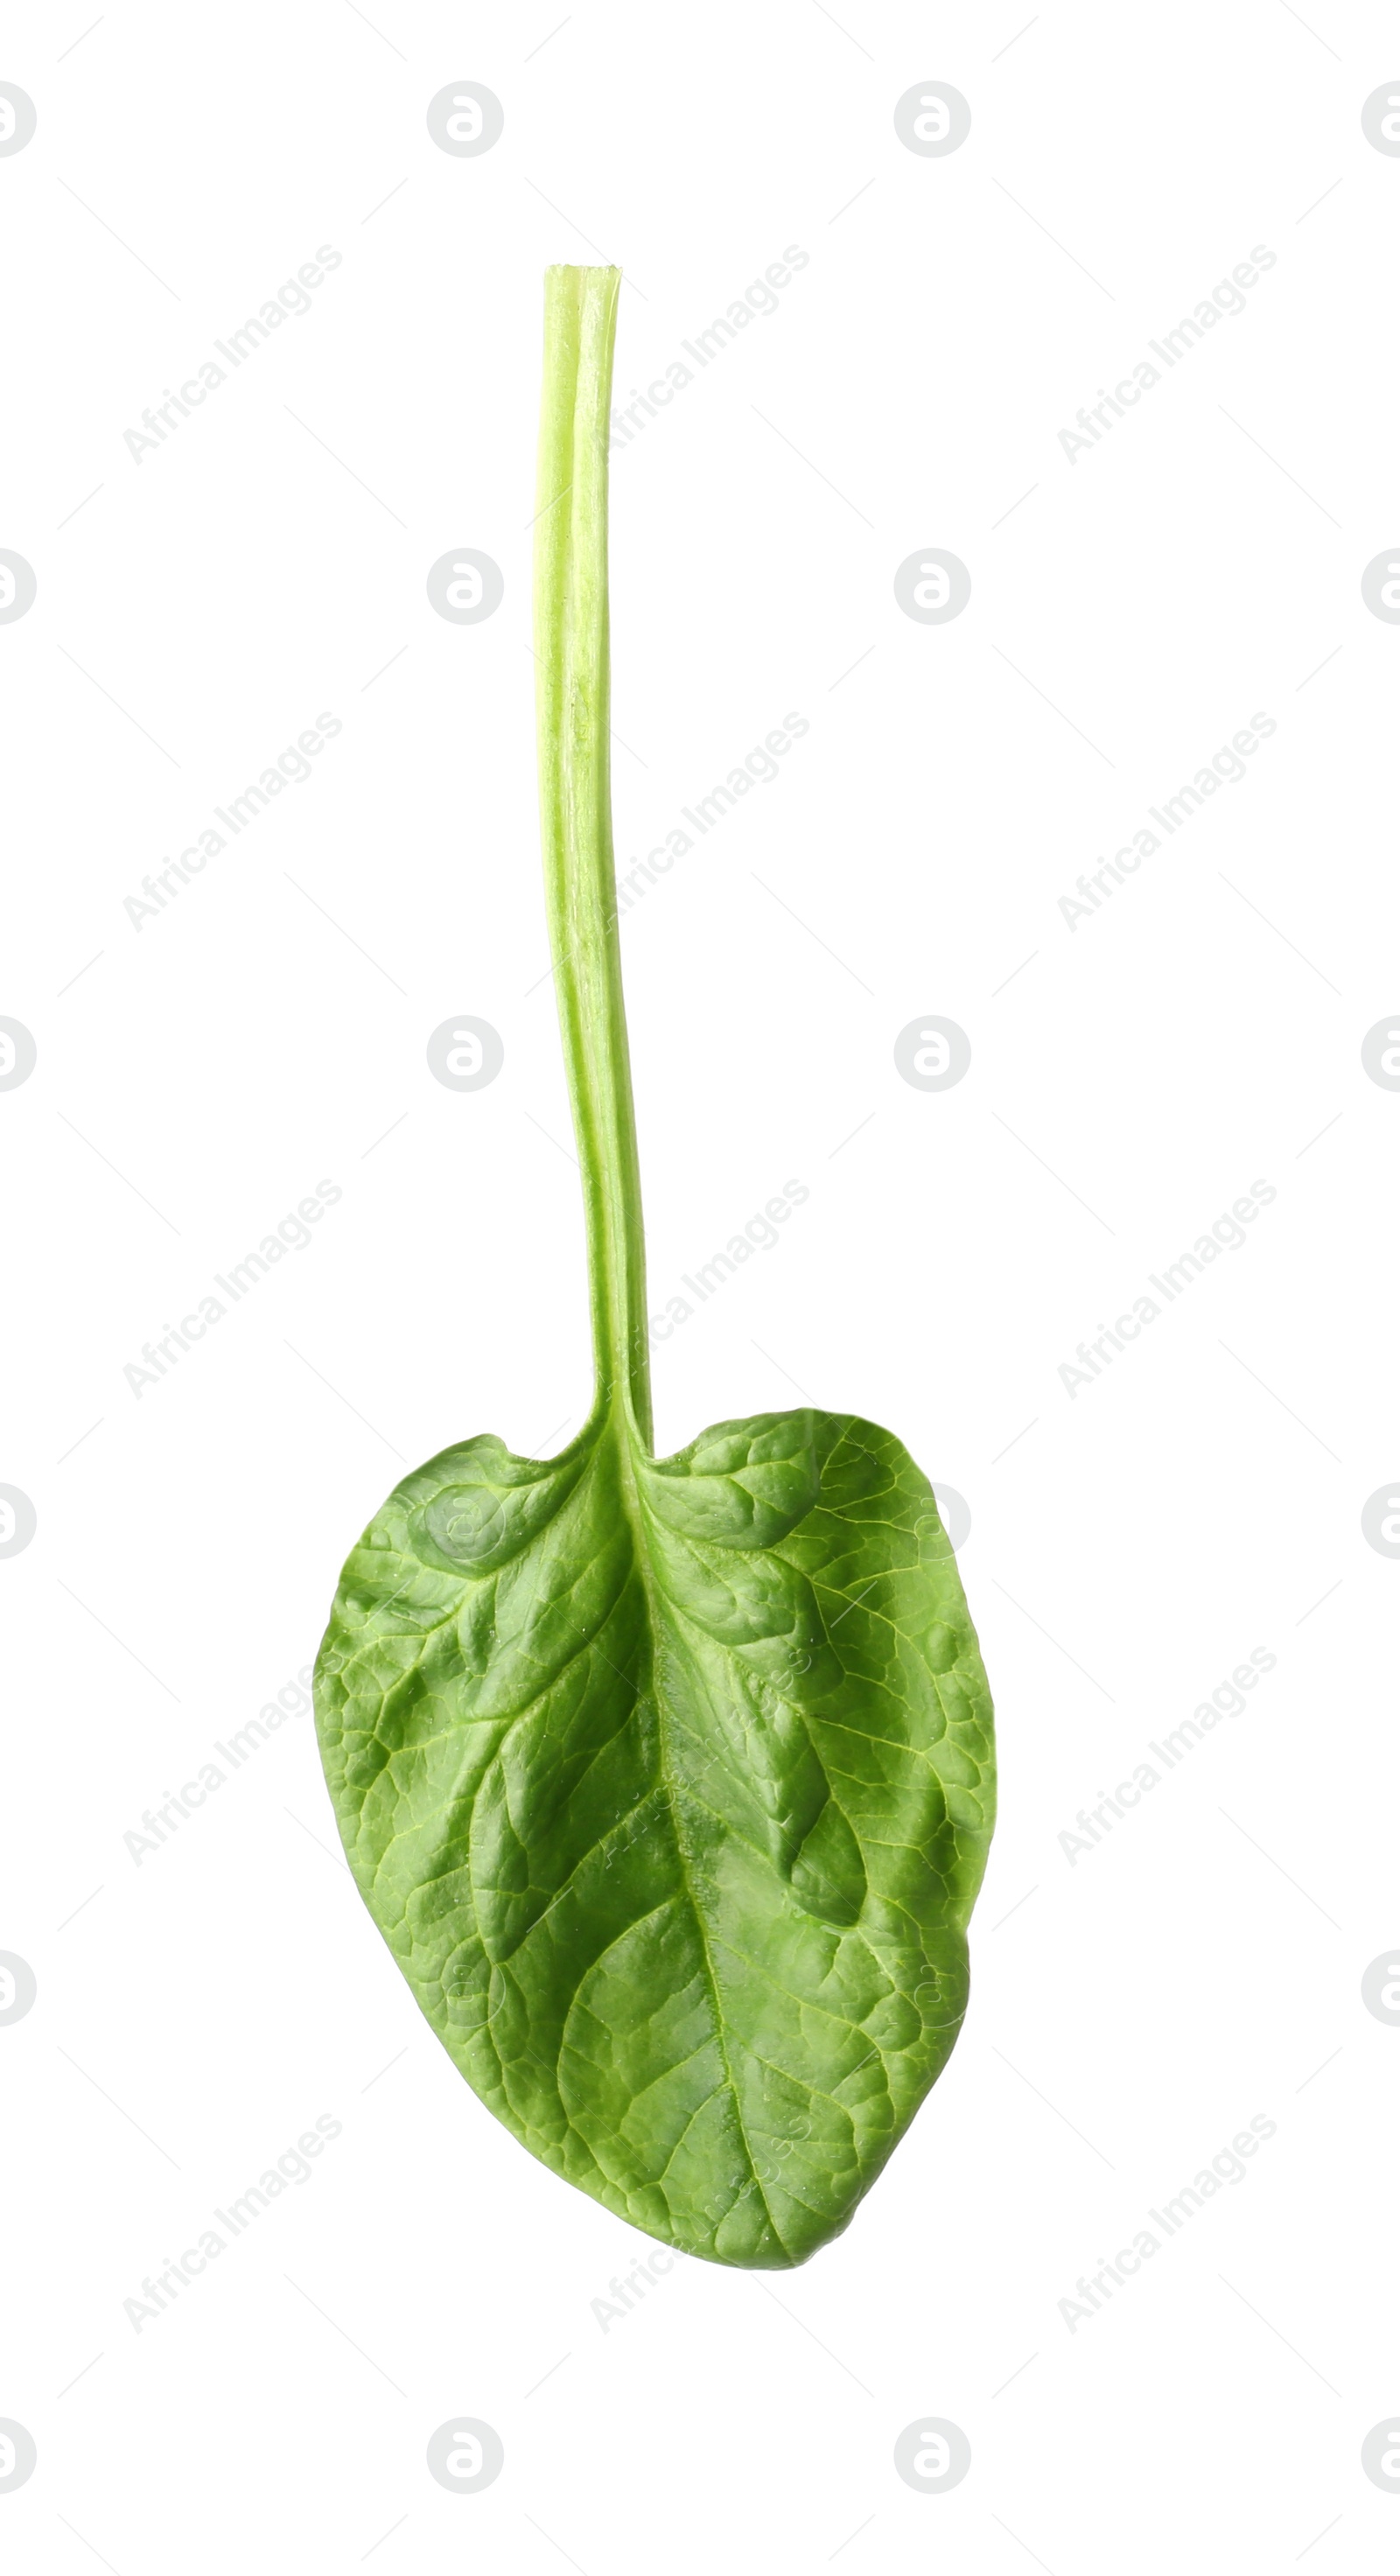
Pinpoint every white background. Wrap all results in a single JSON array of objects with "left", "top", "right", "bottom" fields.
[{"left": 4, "top": 2, "right": 1398, "bottom": 2568}]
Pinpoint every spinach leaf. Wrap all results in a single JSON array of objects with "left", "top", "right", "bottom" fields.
[{"left": 314, "top": 268, "right": 995, "bottom": 2268}]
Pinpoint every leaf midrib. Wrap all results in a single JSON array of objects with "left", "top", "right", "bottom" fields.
[{"left": 606, "top": 1405, "right": 786, "bottom": 2257}]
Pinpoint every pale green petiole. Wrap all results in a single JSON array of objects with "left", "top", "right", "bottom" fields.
[{"left": 533, "top": 265, "right": 653, "bottom": 1446}]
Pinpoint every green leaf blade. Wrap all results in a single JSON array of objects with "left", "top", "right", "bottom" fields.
[{"left": 315, "top": 1407, "right": 994, "bottom": 2267}]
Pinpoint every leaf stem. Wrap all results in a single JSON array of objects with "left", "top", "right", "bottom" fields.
[{"left": 535, "top": 265, "right": 653, "bottom": 1446}]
